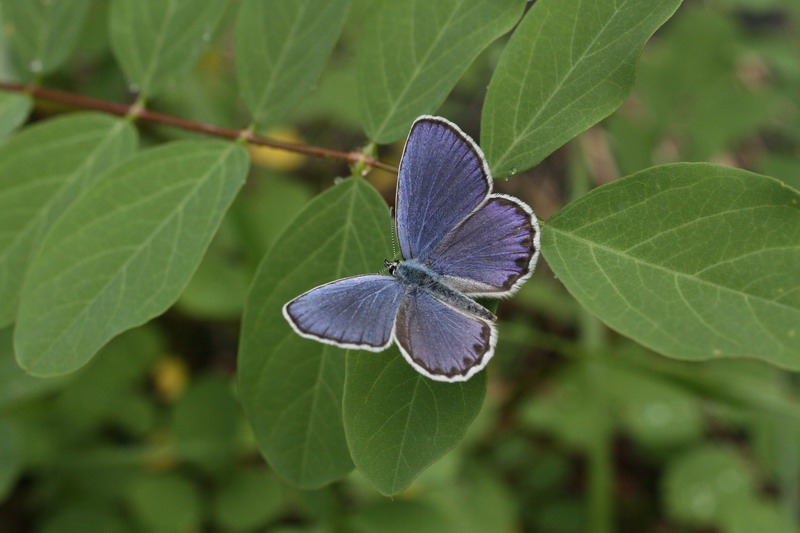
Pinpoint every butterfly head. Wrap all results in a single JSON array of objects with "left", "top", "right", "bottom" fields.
[{"left": 384, "top": 259, "right": 400, "bottom": 275}]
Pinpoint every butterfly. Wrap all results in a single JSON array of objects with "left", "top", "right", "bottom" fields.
[{"left": 283, "top": 116, "right": 540, "bottom": 382}]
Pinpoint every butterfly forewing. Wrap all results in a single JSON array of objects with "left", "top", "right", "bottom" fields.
[
  {"left": 396, "top": 116, "right": 491, "bottom": 262},
  {"left": 283, "top": 275, "right": 406, "bottom": 351}
]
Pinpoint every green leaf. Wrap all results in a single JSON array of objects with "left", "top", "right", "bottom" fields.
[
  {"left": 14, "top": 140, "right": 248, "bottom": 376},
  {"left": 0, "top": 92, "right": 31, "bottom": 140},
  {"left": 343, "top": 351, "right": 486, "bottom": 495},
  {"left": 213, "top": 468, "right": 284, "bottom": 531},
  {"left": 41, "top": 504, "right": 132, "bottom": 533},
  {"left": 235, "top": 0, "right": 350, "bottom": 129},
  {"left": 0, "top": 420, "right": 21, "bottom": 501},
  {"left": 177, "top": 172, "right": 312, "bottom": 320},
  {"left": 542, "top": 164, "right": 800, "bottom": 367},
  {"left": 720, "top": 499, "right": 800, "bottom": 533},
  {"left": 0, "top": 0, "right": 91, "bottom": 75},
  {"left": 350, "top": 500, "right": 454, "bottom": 533},
  {"left": 481, "top": 0, "right": 682, "bottom": 177},
  {"left": 358, "top": 0, "right": 525, "bottom": 143},
  {"left": 127, "top": 473, "right": 201, "bottom": 533},
  {"left": 606, "top": 364, "right": 702, "bottom": 449},
  {"left": 54, "top": 326, "right": 163, "bottom": 436},
  {"left": 0, "top": 327, "right": 67, "bottom": 409},
  {"left": 239, "top": 178, "right": 389, "bottom": 489},
  {"left": 0, "top": 113, "right": 137, "bottom": 327},
  {"left": 109, "top": 0, "right": 226, "bottom": 98},
  {"left": 426, "top": 464, "right": 518, "bottom": 533},
  {"left": 663, "top": 445, "right": 755, "bottom": 527},
  {"left": 172, "top": 374, "right": 239, "bottom": 474},
  {"left": 520, "top": 367, "right": 596, "bottom": 450}
]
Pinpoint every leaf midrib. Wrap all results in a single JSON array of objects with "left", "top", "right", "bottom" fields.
[
  {"left": 252, "top": 1, "right": 309, "bottom": 120},
  {"left": 494, "top": 0, "right": 627, "bottom": 169},
  {"left": 0, "top": 121, "right": 128, "bottom": 264},
  {"left": 22, "top": 144, "right": 239, "bottom": 370},
  {"left": 547, "top": 225, "right": 800, "bottom": 314},
  {"left": 297, "top": 183, "right": 360, "bottom": 481},
  {"left": 370, "top": 0, "right": 466, "bottom": 139}
]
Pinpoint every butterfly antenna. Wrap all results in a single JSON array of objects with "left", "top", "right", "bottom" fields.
[{"left": 389, "top": 207, "right": 398, "bottom": 260}]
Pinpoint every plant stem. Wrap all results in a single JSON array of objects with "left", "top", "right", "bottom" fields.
[
  {"left": 582, "top": 312, "right": 613, "bottom": 533},
  {"left": 776, "top": 373, "right": 800, "bottom": 524},
  {"left": 0, "top": 81, "right": 398, "bottom": 173},
  {"left": 570, "top": 142, "right": 614, "bottom": 533}
]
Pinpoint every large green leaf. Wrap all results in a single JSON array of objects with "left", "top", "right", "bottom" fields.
[
  {"left": 358, "top": 0, "right": 525, "bottom": 143},
  {"left": 343, "top": 351, "right": 486, "bottom": 495},
  {"left": 0, "top": 113, "right": 137, "bottom": 327},
  {"left": 109, "top": 0, "right": 227, "bottom": 98},
  {"left": 239, "top": 178, "right": 389, "bottom": 489},
  {"left": 542, "top": 163, "right": 800, "bottom": 367},
  {"left": 235, "top": 0, "right": 350, "bottom": 129},
  {"left": 14, "top": 141, "right": 248, "bottom": 376},
  {"left": 0, "top": 0, "right": 90, "bottom": 75},
  {"left": 481, "top": 0, "right": 682, "bottom": 177},
  {"left": 0, "top": 92, "right": 31, "bottom": 140}
]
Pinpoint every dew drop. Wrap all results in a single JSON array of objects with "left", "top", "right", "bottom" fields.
[
  {"left": 202, "top": 31, "right": 211, "bottom": 42},
  {"left": 510, "top": 167, "right": 518, "bottom": 175},
  {"left": 29, "top": 59, "right": 42, "bottom": 73},
  {"left": 128, "top": 82, "right": 140, "bottom": 94},
  {"left": 333, "top": 177, "right": 345, "bottom": 185}
]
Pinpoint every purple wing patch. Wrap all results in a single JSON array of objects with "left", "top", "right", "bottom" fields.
[
  {"left": 394, "top": 290, "right": 497, "bottom": 382},
  {"left": 396, "top": 116, "right": 491, "bottom": 262},
  {"left": 283, "top": 275, "right": 406, "bottom": 351},
  {"left": 428, "top": 194, "right": 540, "bottom": 296}
]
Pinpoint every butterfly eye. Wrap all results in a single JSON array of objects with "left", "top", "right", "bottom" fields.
[{"left": 384, "top": 260, "right": 397, "bottom": 274}]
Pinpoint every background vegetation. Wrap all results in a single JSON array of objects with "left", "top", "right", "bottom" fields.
[{"left": 0, "top": 0, "right": 799, "bottom": 532}]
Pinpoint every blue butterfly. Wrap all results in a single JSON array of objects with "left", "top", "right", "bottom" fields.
[{"left": 283, "top": 116, "right": 540, "bottom": 382}]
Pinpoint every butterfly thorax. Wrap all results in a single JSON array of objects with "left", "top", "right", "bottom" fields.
[{"left": 390, "top": 259, "right": 496, "bottom": 322}]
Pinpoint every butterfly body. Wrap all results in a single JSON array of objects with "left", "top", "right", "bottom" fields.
[
  {"left": 283, "top": 115, "right": 540, "bottom": 382},
  {"left": 389, "top": 259, "right": 496, "bottom": 322}
]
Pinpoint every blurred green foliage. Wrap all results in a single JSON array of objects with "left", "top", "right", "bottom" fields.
[{"left": 0, "top": 0, "right": 798, "bottom": 532}]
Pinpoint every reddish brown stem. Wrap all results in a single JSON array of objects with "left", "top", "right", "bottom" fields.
[{"left": 0, "top": 81, "right": 398, "bottom": 173}]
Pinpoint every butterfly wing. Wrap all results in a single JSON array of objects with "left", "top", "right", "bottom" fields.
[
  {"left": 427, "top": 193, "right": 540, "bottom": 297},
  {"left": 396, "top": 116, "right": 492, "bottom": 262},
  {"left": 283, "top": 275, "right": 406, "bottom": 351},
  {"left": 394, "top": 289, "right": 497, "bottom": 382}
]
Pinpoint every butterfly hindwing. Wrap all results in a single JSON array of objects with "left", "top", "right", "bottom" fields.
[
  {"left": 396, "top": 116, "right": 491, "bottom": 262},
  {"left": 283, "top": 275, "right": 406, "bottom": 351},
  {"left": 394, "top": 289, "right": 497, "bottom": 382}
]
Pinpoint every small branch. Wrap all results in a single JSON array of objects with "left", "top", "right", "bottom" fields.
[{"left": 0, "top": 81, "right": 398, "bottom": 174}]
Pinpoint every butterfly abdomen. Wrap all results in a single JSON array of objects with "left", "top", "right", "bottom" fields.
[{"left": 393, "top": 260, "right": 496, "bottom": 322}]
